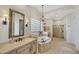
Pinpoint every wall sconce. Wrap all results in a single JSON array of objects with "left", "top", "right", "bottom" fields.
[
  {"left": 25, "top": 19, "right": 29, "bottom": 27},
  {"left": 2, "top": 17, "right": 7, "bottom": 25},
  {"left": 25, "top": 22, "right": 28, "bottom": 27}
]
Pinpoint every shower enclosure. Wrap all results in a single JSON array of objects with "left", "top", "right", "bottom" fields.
[{"left": 53, "top": 25, "right": 64, "bottom": 38}]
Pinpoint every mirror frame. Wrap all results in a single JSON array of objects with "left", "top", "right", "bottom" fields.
[{"left": 9, "top": 9, "right": 25, "bottom": 38}]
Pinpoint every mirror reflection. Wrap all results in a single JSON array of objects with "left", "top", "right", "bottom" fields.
[{"left": 9, "top": 9, "right": 24, "bottom": 38}]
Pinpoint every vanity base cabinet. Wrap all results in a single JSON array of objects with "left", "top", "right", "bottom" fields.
[
  {"left": 7, "top": 50, "right": 17, "bottom": 54},
  {"left": 18, "top": 40, "right": 37, "bottom": 54},
  {"left": 7, "top": 40, "right": 37, "bottom": 54},
  {"left": 8, "top": 44, "right": 31, "bottom": 54},
  {"left": 30, "top": 40, "right": 37, "bottom": 54},
  {"left": 17, "top": 44, "right": 31, "bottom": 54}
]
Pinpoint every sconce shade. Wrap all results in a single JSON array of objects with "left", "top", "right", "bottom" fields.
[
  {"left": 2, "top": 17, "right": 7, "bottom": 25},
  {"left": 3, "top": 20, "right": 7, "bottom": 25},
  {"left": 25, "top": 24, "right": 28, "bottom": 27}
]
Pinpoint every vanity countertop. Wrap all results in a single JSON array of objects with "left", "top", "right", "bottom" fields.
[{"left": 0, "top": 37, "right": 36, "bottom": 54}]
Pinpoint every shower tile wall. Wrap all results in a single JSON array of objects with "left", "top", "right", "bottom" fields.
[{"left": 53, "top": 25, "right": 64, "bottom": 38}]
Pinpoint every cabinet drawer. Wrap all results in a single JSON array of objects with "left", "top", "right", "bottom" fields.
[
  {"left": 17, "top": 44, "right": 31, "bottom": 54},
  {"left": 8, "top": 50, "right": 17, "bottom": 54},
  {"left": 18, "top": 48, "right": 30, "bottom": 54}
]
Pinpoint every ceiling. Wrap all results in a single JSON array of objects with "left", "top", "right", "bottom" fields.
[
  {"left": 31, "top": 5, "right": 75, "bottom": 20},
  {"left": 31, "top": 5, "right": 65, "bottom": 13}
]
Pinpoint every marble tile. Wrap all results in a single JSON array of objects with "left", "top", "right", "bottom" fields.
[{"left": 40, "top": 37, "right": 79, "bottom": 54}]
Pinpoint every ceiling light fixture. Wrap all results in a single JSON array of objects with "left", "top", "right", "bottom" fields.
[
  {"left": 42, "top": 5, "right": 45, "bottom": 22},
  {"left": 41, "top": 5, "right": 48, "bottom": 22}
]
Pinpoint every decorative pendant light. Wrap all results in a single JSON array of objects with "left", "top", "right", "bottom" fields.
[
  {"left": 42, "top": 5, "right": 45, "bottom": 22},
  {"left": 41, "top": 5, "right": 48, "bottom": 22}
]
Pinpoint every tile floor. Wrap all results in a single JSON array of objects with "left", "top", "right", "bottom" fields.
[{"left": 40, "top": 37, "right": 79, "bottom": 54}]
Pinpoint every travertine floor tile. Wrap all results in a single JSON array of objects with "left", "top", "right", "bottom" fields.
[{"left": 39, "top": 37, "right": 79, "bottom": 54}]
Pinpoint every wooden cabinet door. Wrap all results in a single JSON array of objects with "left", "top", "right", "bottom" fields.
[
  {"left": 7, "top": 50, "right": 17, "bottom": 54},
  {"left": 17, "top": 44, "right": 31, "bottom": 54}
]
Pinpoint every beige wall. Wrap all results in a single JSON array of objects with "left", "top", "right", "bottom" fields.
[{"left": 0, "top": 5, "right": 41, "bottom": 43}]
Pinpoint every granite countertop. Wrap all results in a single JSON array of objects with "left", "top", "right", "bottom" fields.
[{"left": 0, "top": 37, "right": 36, "bottom": 54}]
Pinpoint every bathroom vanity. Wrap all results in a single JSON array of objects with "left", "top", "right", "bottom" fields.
[{"left": 0, "top": 37, "right": 37, "bottom": 54}]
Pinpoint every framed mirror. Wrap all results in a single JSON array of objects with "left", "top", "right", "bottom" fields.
[{"left": 9, "top": 9, "right": 25, "bottom": 38}]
